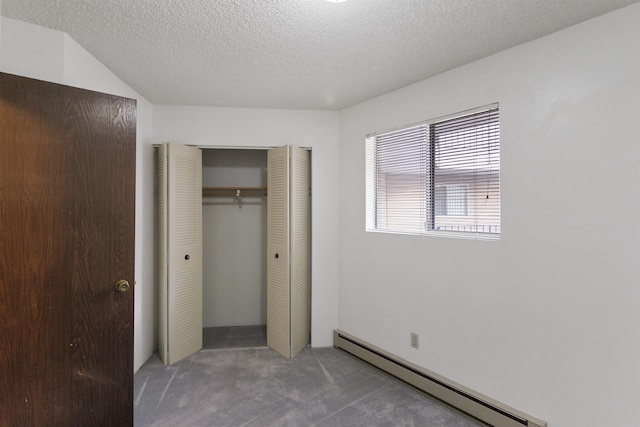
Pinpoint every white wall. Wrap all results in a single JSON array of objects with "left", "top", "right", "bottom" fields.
[
  {"left": 153, "top": 105, "right": 340, "bottom": 347},
  {"left": 153, "top": 105, "right": 338, "bottom": 347},
  {"left": 339, "top": 4, "right": 640, "bottom": 427},
  {"left": 202, "top": 149, "right": 268, "bottom": 327},
  {"left": 0, "top": 17, "right": 156, "bottom": 372},
  {"left": 0, "top": 17, "right": 64, "bottom": 82}
]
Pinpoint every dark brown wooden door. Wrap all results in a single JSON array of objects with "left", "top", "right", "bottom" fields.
[{"left": 0, "top": 72, "right": 136, "bottom": 426}]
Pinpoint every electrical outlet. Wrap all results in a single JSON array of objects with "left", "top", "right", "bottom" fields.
[{"left": 410, "top": 332, "right": 419, "bottom": 349}]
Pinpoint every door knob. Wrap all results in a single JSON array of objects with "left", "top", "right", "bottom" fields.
[{"left": 115, "top": 279, "right": 131, "bottom": 293}]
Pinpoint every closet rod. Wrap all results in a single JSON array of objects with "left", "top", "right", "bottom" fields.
[{"left": 202, "top": 186, "right": 267, "bottom": 197}]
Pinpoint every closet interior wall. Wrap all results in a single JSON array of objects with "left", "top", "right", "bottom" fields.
[{"left": 202, "top": 149, "right": 268, "bottom": 328}]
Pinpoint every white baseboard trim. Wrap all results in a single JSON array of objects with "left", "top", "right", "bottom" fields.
[{"left": 333, "top": 330, "right": 546, "bottom": 427}]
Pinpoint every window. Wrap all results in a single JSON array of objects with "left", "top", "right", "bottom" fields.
[
  {"left": 435, "top": 185, "right": 468, "bottom": 216},
  {"left": 366, "top": 105, "right": 500, "bottom": 239}
]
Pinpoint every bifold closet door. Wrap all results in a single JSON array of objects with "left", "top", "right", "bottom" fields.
[
  {"left": 267, "top": 145, "right": 310, "bottom": 358},
  {"left": 157, "top": 142, "right": 203, "bottom": 365},
  {"left": 267, "top": 146, "right": 290, "bottom": 357},
  {"left": 290, "top": 146, "right": 310, "bottom": 358}
]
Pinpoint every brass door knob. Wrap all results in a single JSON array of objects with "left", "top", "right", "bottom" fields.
[{"left": 115, "top": 279, "right": 131, "bottom": 293}]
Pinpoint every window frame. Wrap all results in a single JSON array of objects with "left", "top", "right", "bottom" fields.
[{"left": 365, "top": 104, "right": 500, "bottom": 240}]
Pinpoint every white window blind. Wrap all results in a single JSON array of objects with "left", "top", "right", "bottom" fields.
[{"left": 365, "top": 105, "right": 500, "bottom": 239}]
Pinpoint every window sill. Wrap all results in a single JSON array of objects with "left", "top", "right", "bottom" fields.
[{"left": 365, "top": 228, "right": 500, "bottom": 241}]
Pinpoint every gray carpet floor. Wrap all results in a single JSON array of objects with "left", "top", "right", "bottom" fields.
[
  {"left": 134, "top": 338, "right": 486, "bottom": 426},
  {"left": 203, "top": 325, "right": 267, "bottom": 350}
]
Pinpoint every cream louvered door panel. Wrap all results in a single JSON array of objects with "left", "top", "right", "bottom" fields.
[
  {"left": 157, "top": 143, "right": 169, "bottom": 364},
  {"left": 162, "top": 142, "right": 203, "bottom": 365},
  {"left": 267, "top": 145, "right": 310, "bottom": 359},
  {"left": 290, "top": 146, "right": 310, "bottom": 358},
  {"left": 267, "top": 145, "right": 291, "bottom": 358}
]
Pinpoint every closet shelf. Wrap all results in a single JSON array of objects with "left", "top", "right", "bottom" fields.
[{"left": 202, "top": 186, "right": 267, "bottom": 198}]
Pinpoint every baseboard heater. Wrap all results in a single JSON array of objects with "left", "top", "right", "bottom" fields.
[{"left": 333, "top": 330, "right": 547, "bottom": 427}]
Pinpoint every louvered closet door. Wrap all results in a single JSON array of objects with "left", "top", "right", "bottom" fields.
[
  {"left": 267, "top": 145, "right": 310, "bottom": 358},
  {"left": 159, "top": 142, "right": 203, "bottom": 365},
  {"left": 290, "top": 146, "right": 310, "bottom": 358},
  {"left": 267, "top": 145, "right": 291, "bottom": 358},
  {"left": 157, "top": 143, "right": 169, "bottom": 364}
]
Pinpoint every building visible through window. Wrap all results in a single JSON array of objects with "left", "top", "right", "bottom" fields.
[{"left": 435, "top": 185, "right": 468, "bottom": 217}]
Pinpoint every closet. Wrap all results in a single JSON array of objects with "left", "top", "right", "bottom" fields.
[
  {"left": 157, "top": 143, "right": 310, "bottom": 364},
  {"left": 201, "top": 149, "right": 268, "bottom": 333}
]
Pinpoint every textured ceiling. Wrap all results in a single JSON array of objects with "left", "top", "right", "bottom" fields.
[{"left": 3, "top": 0, "right": 639, "bottom": 110}]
